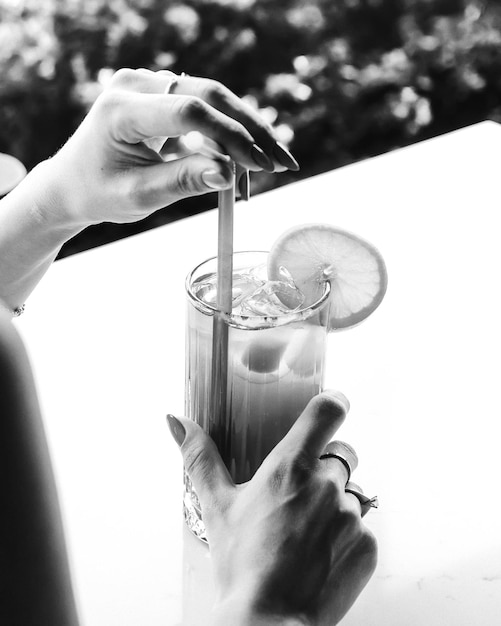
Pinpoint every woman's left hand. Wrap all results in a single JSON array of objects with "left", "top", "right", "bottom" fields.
[{"left": 168, "top": 391, "right": 378, "bottom": 626}]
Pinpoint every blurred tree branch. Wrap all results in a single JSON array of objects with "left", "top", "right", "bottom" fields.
[{"left": 0, "top": 0, "right": 499, "bottom": 255}]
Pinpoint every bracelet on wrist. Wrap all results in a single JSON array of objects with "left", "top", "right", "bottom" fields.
[{"left": 0, "top": 300, "right": 25, "bottom": 318}]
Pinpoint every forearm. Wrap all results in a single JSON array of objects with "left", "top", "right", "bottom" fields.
[{"left": 0, "top": 160, "right": 82, "bottom": 310}]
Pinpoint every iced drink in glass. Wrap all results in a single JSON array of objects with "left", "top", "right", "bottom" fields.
[{"left": 184, "top": 251, "right": 331, "bottom": 540}]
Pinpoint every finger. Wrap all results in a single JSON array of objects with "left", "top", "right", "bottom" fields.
[
  {"left": 104, "top": 70, "right": 298, "bottom": 171},
  {"left": 340, "top": 490, "right": 364, "bottom": 519},
  {"left": 107, "top": 70, "right": 177, "bottom": 154},
  {"left": 345, "top": 481, "right": 379, "bottom": 518},
  {"left": 343, "top": 483, "right": 363, "bottom": 517},
  {"left": 103, "top": 91, "right": 273, "bottom": 172},
  {"left": 320, "top": 440, "right": 359, "bottom": 485},
  {"left": 344, "top": 492, "right": 363, "bottom": 518},
  {"left": 125, "top": 154, "right": 234, "bottom": 215},
  {"left": 171, "top": 75, "right": 299, "bottom": 171},
  {"left": 166, "top": 415, "right": 234, "bottom": 508},
  {"left": 321, "top": 525, "right": 378, "bottom": 625},
  {"left": 108, "top": 67, "right": 177, "bottom": 94},
  {"left": 275, "top": 390, "right": 350, "bottom": 460}
]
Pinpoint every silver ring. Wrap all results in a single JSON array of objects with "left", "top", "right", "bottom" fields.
[
  {"left": 320, "top": 452, "right": 352, "bottom": 481},
  {"left": 163, "top": 76, "right": 178, "bottom": 94},
  {"left": 345, "top": 482, "right": 379, "bottom": 517}
]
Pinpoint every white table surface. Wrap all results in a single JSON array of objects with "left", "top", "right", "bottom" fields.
[{"left": 16, "top": 121, "right": 501, "bottom": 625}]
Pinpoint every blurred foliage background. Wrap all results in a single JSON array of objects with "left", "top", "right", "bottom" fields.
[{"left": 1, "top": 0, "right": 499, "bottom": 256}]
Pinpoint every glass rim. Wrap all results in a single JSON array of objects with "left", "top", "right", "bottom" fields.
[{"left": 185, "top": 250, "right": 331, "bottom": 329}]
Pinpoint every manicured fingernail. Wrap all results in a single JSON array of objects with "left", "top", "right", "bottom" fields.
[
  {"left": 238, "top": 169, "right": 250, "bottom": 201},
  {"left": 323, "top": 389, "right": 350, "bottom": 413},
  {"left": 273, "top": 142, "right": 300, "bottom": 171},
  {"left": 251, "top": 144, "right": 275, "bottom": 172},
  {"left": 166, "top": 414, "right": 186, "bottom": 446},
  {"left": 201, "top": 169, "right": 231, "bottom": 190}
]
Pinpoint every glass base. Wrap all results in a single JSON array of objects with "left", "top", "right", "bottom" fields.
[{"left": 183, "top": 472, "right": 208, "bottom": 543}]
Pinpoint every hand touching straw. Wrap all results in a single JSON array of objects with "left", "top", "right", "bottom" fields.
[{"left": 180, "top": 132, "right": 250, "bottom": 200}]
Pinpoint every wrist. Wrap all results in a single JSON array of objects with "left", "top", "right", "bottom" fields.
[
  {"left": 0, "top": 159, "right": 85, "bottom": 307},
  {"left": 26, "top": 159, "right": 88, "bottom": 235}
]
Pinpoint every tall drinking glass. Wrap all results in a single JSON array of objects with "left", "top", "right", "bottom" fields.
[{"left": 184, "top": 251, "right": 331, "bottom": 541}]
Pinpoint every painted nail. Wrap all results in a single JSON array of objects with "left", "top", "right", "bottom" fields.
[
  {"left": 238, "top": 169, "right": 250, "bottom": 201},
  {"left": 250, "top": 144, "right": 275, "bottom": 172},
  {"left": 166, "top": 414, "right": 186, "bottom": 446},
  {"left": 201, "top": 169, "right": 231, "bottom": 190},
  {"left": 273, "top": 142, "right": 300, "bottom": 171}
]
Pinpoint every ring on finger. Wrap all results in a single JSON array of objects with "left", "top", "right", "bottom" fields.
[
  {"left": 320, "top": 452, "right": 353, "bottom": 481},
  {"left": 164, "top": 76, "right": 178, "bottom": 94},
  {"left": 320, "top": 440, "right": 358, "bottom": 482},
  {"left": 345, "top": 481, "right": 379, "bottom": 517}
]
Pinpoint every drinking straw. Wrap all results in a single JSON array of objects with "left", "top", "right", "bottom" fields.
[
  {"left": 216, "top": 172, "right": 235, "bottom": 315},
  {"left": 210, "top": 164, "right": 235, "bottom": 454}
]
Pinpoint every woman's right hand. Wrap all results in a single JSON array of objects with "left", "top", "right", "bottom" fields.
[
  {"left": 168, "top": 391, "right": 378, "bottom": 625},
  {"left": 41, "top": 68, "right": 298, "bottom": 229},
  {"left": 0, "top": 68, "right": 298, "bottom": 310}
]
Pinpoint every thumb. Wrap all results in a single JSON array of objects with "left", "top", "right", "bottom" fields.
[
  {"left": 131, "top": 154, "right": 233, "bottom": 213},
  {"left": 166, "top": 414, "right": 234, "bottom": 509}
]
